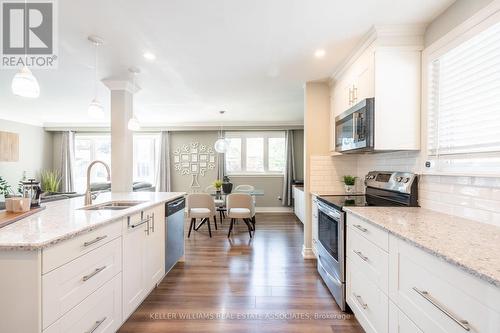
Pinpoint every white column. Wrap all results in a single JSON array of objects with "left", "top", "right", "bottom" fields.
[{"left": 102, "top": 80, "right": 140, "bottom": 192}]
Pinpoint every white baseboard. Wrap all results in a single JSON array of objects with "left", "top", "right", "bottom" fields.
[
  {"left": 255, "top": 207, "right": 293, "bottom": 213},
  {"left": 302, "top": 245, "right": 316, "bottom": 259}
]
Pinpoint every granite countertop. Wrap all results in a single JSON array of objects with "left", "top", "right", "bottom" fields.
[
  {"left": 343, "top": 206, "right": 500, "bottom": 287},
  {"left": 0, "top": 192, "right": 185, "bottom": 250}
]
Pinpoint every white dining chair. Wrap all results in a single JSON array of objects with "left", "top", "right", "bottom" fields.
[
  {"left": 226, "top": 193, "right": 255, "bottom": 238},
  {"left": 186, "top": 193, "right": 217, "bottom": 238},
  {"left": 234, "top": 184, "right": 256, "bottom": 206},
  {"left": 205, "top": 184, "right": 226, "bottom": 223}
]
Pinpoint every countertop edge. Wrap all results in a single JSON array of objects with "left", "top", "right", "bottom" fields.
[
  {"left": 343, "top": 207, "right": 500, "bottom": 288},
  {"left": 0, "top": 193, "right": 186, "bottom": 251}
]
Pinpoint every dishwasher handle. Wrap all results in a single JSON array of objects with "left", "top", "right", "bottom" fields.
[{"left": 166, "top": 197, "right": 185, "bottom": 216}]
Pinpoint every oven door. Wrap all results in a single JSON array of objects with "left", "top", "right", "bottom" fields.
[
  {"left": 335, "top": 98, "right": 374, "bottom": 153},
  {"left": 317, "top": 201, "right": 345, "bottom": 282}
]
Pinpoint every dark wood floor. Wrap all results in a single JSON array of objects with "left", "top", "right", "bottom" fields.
[{"left": 118, "top": 213, "right": 364, "bottom": 333}]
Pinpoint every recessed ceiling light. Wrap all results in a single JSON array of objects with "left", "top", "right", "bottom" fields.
[
  {"left": 314, "top": 49, "right": 326, "bottom": 58},
  {"left": 143, "top": 52, "right": 156, "bottom": 61}
]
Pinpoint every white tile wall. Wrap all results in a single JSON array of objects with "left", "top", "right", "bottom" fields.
[{"left": 309, "top": 151, "right": 500, "bottom": 226}]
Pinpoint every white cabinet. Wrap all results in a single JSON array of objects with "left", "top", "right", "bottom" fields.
[
  {"left": 329, "top": 26, "right": 423, "bottom": 154},
  {"left": 123, "top": 204, "right": 165, "bottom": 320},
  {"left": 311, "top": 195, "right": 319, "bottom": 255},
  {"left": 293, "top": 186, "right": 305, "bottom": 224},
  {"left": 346, "top": 212, "right": 500, "bottom": 333}
]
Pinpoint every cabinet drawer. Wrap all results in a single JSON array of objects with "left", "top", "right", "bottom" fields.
[
  {"left": 347, "top": 213, "right": 389, "bottom": 251},
  {"left": 389, "top": 236, "right": 500, "bottom": 333},
  {"left": 44, "top": 273, "right": 122, "bottom": 333},
  {"left": 42, "top": 221, "right": 122, "bottom": 274},
  {"left": 42, "top": 237, "right": 122, "bottom": 328},
  {"left": 347, "top": 225, "right": 388, "bottom": 293},
  {"left": 347, "top": 258, "right": 388, "bottom": 333},
  {"left": 389, "top": 300, "right": 422, "bottom": 333}
]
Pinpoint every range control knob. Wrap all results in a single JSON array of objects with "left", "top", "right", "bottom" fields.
[
  {"left": 396, "top": 176, "right": 403, "bottom": 182},
  {"left": 403, "top": 177, "right": 410, "bottom": 183}
]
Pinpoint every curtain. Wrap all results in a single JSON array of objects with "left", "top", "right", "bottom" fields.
[
  {"left": 60, "top": 131, "right": 75, "bottom": 192},
  {"left": 217, "top": 131, "right": 226, "bottom": 180},
  {"left": 282, "top": 130, "right": 295, "bottom": 207},
  {"left": 157, "top": 131, "right": 171, "bottom": 192}
]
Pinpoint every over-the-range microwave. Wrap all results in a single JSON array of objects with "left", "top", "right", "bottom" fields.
[{"left": 335, "top": 98, "right": 374, "bottom": 153}]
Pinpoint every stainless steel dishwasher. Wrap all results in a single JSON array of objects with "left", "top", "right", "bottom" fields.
[{"left": 165, "top": 197, "right": 186, "bottom": 274}]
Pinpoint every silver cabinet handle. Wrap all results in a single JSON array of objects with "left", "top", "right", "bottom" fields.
[
  {"left": 353, "top": 293, "right": 367, "bottom": 309},
  {"left": 85, "top": 317, "right": 107, "bottom": 333},
  {"left": 82, "top": 265, "right": 106, "bottom": 282},
  {"left": 413, "top": 287, "right": 470, "bottom": 331},
  {"left": 353, "top": 250, "right": 369, "bottom": 262},
  {"left": 128, "top": 216, "right": 150, "bottom": 229},
  {"left": 353, "top": 224, "right": 368, "bottom": 232},
  {"left": 149, "top": 212, "right": 155, "bottom": 233},
  {"left": 83, "top": 235, "right": 107, "bottom": 247}
]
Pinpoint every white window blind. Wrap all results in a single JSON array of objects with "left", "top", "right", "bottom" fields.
[{"left": 426, "top": 21, "right": 500, "bottom": 175}]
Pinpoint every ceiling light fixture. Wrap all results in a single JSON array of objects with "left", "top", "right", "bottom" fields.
[
  {"left": 127, "top": 67, "right": 141, "bottom": 131},
  {"left": 143, "top": 52, "right": 156, "bottom": 61},
  {"left": 214, "top": 111, "right": 229, "bottom": 153},
  {"left": 314, "top": 49, "right": 326, "bottom": 58},
  {"left": 87, "top": 35, "right": 105, "bottom": 119},
  {"left": 12, "top": 1, "right": 40, "bottom": 98}
]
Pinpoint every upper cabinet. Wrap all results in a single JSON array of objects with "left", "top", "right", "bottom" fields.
[{"left": 329, "top": 25, "right": 424, "bottom": 154}]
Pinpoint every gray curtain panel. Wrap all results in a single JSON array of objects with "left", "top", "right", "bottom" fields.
[
  {"left": 60, "top": 131, "right": 75, "bottom": 192},
  {"left": 157, "top": 131, "right": 171, "bottom": 192},
  {"left": 282, "top": 130, "right": 296, "bottom": 207}
]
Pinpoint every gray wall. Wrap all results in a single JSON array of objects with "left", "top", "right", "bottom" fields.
[
  {"left": 169, "top": 129, "right": 304, "bottom": 207},
  {"left": 0, "top": 119, "right": 53, "bottom": 196},
  {"left": 425, "top": 0, "right": 495, "bottom": 46}
]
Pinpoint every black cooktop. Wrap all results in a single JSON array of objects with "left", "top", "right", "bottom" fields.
[{"left": 318, "top": 195, "right": 368, "bottom": 210}]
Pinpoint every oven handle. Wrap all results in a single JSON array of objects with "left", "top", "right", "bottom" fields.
[{"left": 317, "top": 201, "right": 341, "bottom": 221}]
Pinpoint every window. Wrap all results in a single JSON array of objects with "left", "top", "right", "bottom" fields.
[
  {"left": 425, "top": 21, "right": 500, "bottom": 175},
  {"left": 73, "top": 133, "right": 159, "bottom": 193},
  {"left": 225, "top": 132, "right": 286, "bottom": 174}
]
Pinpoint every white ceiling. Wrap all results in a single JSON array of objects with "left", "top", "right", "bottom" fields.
[{"left": 0, "top": 0, "right": 454, "bottom": 127}]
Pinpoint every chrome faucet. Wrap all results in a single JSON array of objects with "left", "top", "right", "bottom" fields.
[{"left": 84, "top": 160, "right": 111, "bottom": 206}]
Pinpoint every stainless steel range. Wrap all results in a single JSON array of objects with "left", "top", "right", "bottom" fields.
[{"left": 316, "top": 171, "right": 418, "bottom": 311}]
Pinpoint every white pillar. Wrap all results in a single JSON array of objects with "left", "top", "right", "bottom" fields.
[{"left": 102, "top": 80, "right": 140, "bottom": 193}]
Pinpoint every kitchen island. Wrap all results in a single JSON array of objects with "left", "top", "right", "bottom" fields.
[{"left": 0, "top": 191, "right": 185, "bottom": 333}]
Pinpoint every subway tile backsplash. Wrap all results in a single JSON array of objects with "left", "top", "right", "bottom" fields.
[{"left": 310, "top": 151, "right": 500, "bottom": 227}]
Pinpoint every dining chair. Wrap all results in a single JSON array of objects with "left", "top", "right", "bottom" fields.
[
  {"left": 205, "top": 185, "right": 226, "bottom": 223},
  {"left": 226, "top": 193, "right": 256, "bottom": 238},
  {"left": 234, "top": 184, "right": 256, "bottom": 206},
  {"left": 186, "top": 193, "right": 217, "bottom": 238}
]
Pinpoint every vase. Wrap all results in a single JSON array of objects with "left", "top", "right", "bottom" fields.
[
  {"left": 344, "top": 184, "right": 354, "bottom": 194},
  {"left": 222, "top": 182, "right": 233, "bottom": 194}
]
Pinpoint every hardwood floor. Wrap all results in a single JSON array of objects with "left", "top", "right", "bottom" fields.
[{"left": 118, "top": 213, "right": 364, "bottom": 333}]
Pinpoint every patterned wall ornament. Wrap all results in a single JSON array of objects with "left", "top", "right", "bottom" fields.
[{"left": 173, "top": 141, "right": 216, "bottom": 188}]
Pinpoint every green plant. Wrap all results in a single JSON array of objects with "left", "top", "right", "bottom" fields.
[
  {"left": 0, "top": 176, "right": 12, "bottom": 197},
  {"left": 342, "top": 175, "right": 357, "bottom": 186},
  {"left": 40, "top": 169, "right": 61, "bottom": 193},
  {"left": 213, "top": 179, "right": 223, "bottom": 190}
]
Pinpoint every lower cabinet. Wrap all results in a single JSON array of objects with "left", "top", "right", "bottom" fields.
[
  {"left": 293, "top": 186, "right": 305, "bottom": 223},
  {"left": 122, "top": 205, "right": 166, "bottom": 320},
  {"left": 346, "top": 212, "right": 500, "bottom": 333}
]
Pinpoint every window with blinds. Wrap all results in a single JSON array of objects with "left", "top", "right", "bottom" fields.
[{"left": 426, "top": 21, "right": 500, "bottom": 175}]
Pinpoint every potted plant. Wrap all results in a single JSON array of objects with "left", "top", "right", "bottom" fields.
[
  {"left": 222, "top": 175, "right": 233, "bottom": 194},
  {"left": 342, "top": 175, "right": 357, "bottom": 194},
  {"left": 0, "top": 176, "right": 14, "bottom": 198},
  {"left": 213, "top": 179, "right": 223, "bottom": 193},
  {"left": 40, "top": 170, "right": 61, "bottom": 194}
]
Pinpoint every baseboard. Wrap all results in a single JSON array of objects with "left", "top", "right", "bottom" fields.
[
  {"left": 302, "top": 245, "right": 316, "bottom": 259},
  {"left": 255, "top": 207, "right": 294, "bottom": 213}
]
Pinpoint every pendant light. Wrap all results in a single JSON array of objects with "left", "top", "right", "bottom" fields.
[
  {"left": 127, "top": 67, "right": 141, "bottom": 131},
  {"left": 87, "top": 35, "right": 104, "bottom": 119},
  {"left": 214, "top": 110, "right": 229, "bottom": 153},
  {"left": 11, "top": 0, "right": 40, "bottom": 98}
]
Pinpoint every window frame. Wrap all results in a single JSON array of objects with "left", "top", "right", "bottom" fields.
[
  {"left": 225, "top": 131, "right": 286, "bottom": 176},
  {"left": 421, "top": 7, "right": 500, "bottom": 177}
]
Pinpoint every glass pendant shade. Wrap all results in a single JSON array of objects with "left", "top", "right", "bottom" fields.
[
  {"left": 214, "top": 138, "right": 229, "bottom": 153},
  {"left": 127, "top": 116, "right": 140, "bottom": 131},
  {"left": 11, "top": 66, "right": 40, "bottom": 98},
  {"left": 88, "top": 99, "right": 104, "bottom": 119}
]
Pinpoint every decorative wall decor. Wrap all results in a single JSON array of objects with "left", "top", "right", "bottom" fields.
[
  {"left": 173, "top": 142, "right": 215, "bottom": 188},
  {"left": 0, "top": 131, "right": 19, "bottom": 162}
]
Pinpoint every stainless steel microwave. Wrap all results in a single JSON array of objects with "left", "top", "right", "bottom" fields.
[{"left": 335, "top": 98, "right": 374, "bottom": 153}]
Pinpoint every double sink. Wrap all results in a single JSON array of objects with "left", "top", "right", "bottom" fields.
[{"left": 80, "top": 201, "right": 145, "bottom": 211}]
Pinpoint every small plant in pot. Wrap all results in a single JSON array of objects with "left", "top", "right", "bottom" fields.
[
  {"left": 0, "top": 176, "right": 14, "bottom": 198},
  {"left": 40, "top": 170, "right": 61, "bottom": 194},
  {"left": 213, "top": 179, "right": 223, "bottom": 193},
  {"left": 342, "top": 175, "right": 357, "bottom": 194},
  {"left": 222, "top": 176, "right": 233, "bottom": 194}
]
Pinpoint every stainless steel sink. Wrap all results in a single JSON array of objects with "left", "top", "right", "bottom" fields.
[{"left": 80, "top": 201, "right": 145, "bottom": 211}]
